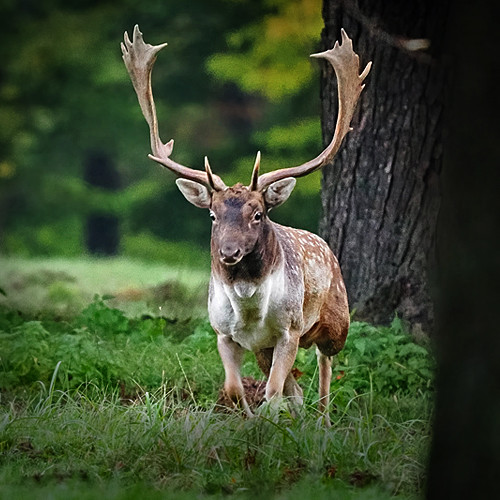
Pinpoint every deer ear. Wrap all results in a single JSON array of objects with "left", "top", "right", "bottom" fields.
[
  {"left": 176, "top": 179, "right": 211, "bottom": 209},
  {"left": 264, "top": 177, "right": 296, "bottom": 209}
]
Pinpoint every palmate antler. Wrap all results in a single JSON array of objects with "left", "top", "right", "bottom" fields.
[
  {"left": 121, "top": 26, "right": 370, "bottom": 193},
  {"left": 253, "top": 29, "right": 372, "bottom": 191},
  {"left": 121, "top": 25, "right": 227, "bottom": 190}
]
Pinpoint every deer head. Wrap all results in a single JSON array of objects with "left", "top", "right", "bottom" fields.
[{"left": 176, "top": 158, "right": 296, "bottom": 267}]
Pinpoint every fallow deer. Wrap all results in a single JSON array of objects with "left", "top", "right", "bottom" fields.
[{"left": 121, "top": 25, "right": 371, "bottom": 424}]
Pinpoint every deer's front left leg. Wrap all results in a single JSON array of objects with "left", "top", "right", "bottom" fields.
[
  {"left": 265, "top": 332, "right": 299, "bottom": 402},
  {"left": 217, "top": 334, "right": 253, "bottom": 417}
]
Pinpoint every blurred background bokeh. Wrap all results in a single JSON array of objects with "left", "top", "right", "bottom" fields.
[{"left": 0, "top": 0, "right": 326, "bottom": 265}]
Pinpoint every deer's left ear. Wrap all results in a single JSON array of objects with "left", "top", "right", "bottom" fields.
[
  {"left": 176, "top": 179, "right": 211, "bottom": 209},
  {"left": 264, "top": 177, "right": 296, "bottom": 209}
]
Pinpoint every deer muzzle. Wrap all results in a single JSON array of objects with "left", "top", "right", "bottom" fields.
[{"left": 219, "top": 244, "right": 243, "bottom": 266}]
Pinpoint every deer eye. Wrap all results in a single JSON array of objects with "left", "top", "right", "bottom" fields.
[
  {"left": 253, "top": 211, "right": 263, "bottom": 222},
  {"left": 209, "top": 211, "right": 216, "bottom": 222}
]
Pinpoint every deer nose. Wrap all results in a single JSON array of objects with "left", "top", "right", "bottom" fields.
[{"left": 219, "top": 246, "right": 241, "bottom": 264}]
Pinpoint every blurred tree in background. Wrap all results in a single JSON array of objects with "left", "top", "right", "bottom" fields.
[{"left": 0, "top": 0, "right": 326, "bottom": 260}]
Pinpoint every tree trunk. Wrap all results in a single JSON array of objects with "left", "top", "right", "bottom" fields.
[
  {"left": 84, "top": 151, "right": 120, "bottom": 256},
  {"left": 319, "top": 0, "right": 448, "bottom": 332},
  {"left": 427, "top": 0, "right": 500, "bottom": 497}
]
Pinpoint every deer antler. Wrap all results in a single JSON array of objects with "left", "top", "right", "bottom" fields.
[
  {"left": 121, "top": 25, "right": 227, "bottom": 191},
  {"left": 253, "top": 29, "right": 371, "bottom": 191}
]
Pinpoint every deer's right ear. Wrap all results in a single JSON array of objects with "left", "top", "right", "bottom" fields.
[{"left": 176, "top": 179, "right": 211, "bottom": 209}]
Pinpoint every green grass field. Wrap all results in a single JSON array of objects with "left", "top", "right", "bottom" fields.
[{"left": 0, "top": 257, "right": 434, "bottom": 499}]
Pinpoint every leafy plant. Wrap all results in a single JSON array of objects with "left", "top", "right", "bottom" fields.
[
  {"left": 75, "top": 295, "right": 130, "bottom": 336},
  {"left": 335, "top": 318, "right": 434, "bottom": 397},
  {"left": 0, "top": 296, "right": 223, "bottom": 399},
  {"left": 0, "top": 320, "right": 51, "bottom": 388}
]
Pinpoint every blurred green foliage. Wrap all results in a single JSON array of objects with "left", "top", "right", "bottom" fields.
[
  {"left": 207, "top": 0, "right": 323, "bottom": 101},
  {"left": 0, "top": 0, "right": 325, "bottom": 259}
]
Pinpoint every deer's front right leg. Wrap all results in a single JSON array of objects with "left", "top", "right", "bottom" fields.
[
  {"left": 266, "top": 333, "right": 300, "bottom": 403},
  {"left": 217, "top": 334, "right": 253, "bottom": 418}
]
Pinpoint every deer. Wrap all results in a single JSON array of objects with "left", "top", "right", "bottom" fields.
[{"left": 121, "top": 25, "right": 371, "bottom": 424}]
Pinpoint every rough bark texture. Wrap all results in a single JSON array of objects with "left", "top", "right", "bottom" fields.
[
  {"left": 427, "top": 0, "right": 500, "bottom": 497},
  {"left": 319, "top": 0, "right": 448, "bottom": 331}
]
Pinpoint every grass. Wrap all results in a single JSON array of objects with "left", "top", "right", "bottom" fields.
[
  {"left": 0, "top": 256, "right": 434, "bottom": 499},
  {"left": 1, "top": 386, "right": 430, "bottom": 499},
  {"left": 0, "top": 255, "right": 209, "bottom": 318}
]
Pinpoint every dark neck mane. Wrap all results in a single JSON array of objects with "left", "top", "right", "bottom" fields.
[{"left": 211, "top": 221, "right": 282, "bottom": 284}]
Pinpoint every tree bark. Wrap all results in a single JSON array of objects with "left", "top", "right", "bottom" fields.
[{"left": 319, "top": 0, "right": 448, "bottom": 332}]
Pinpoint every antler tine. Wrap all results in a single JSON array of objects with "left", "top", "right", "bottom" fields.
[
  {"left": 121, "top": 25, "right": 227, "bottom": 191},
  {"left": 204, "top": 156, "right": 217, "bottom": 191},
  {"left": 249, "top": 151, "right": 261, "bottom": 191},
  {"left": 256, "top": 29, "right": 371, "bottom": 191}
]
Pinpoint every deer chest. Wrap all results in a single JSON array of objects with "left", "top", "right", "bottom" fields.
[{"left": 208, "top": 267, "right": 301, "bottom": 352}]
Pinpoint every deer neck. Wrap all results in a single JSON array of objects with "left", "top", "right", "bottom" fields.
[{"left": 211, "top": 221, "right": 282, "bottom": 289}]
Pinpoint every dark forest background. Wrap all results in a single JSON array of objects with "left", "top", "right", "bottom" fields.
[{"left": 0, "top": 0, "right": 326, "bottom": 261}]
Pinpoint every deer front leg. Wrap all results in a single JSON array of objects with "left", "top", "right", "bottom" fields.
[
  {"left": 266, "top": 333, "right": 299, "bottom": 403},
  {"left": 217, "top": 335, "right": 253, "bottom": 417},
  {"left": 256, "top": 348, "right": 303, "bottom": 406}
]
